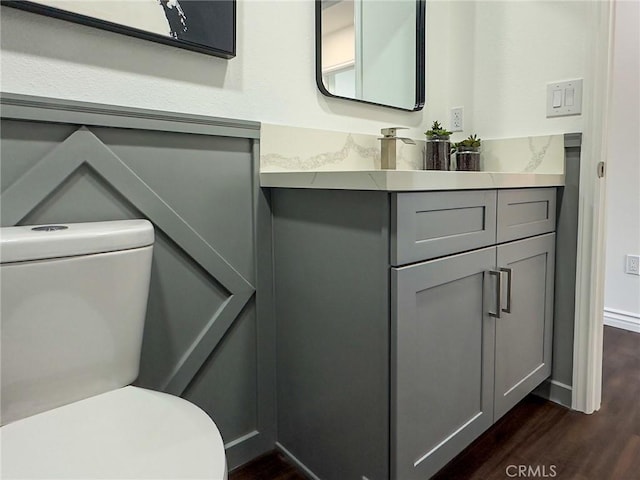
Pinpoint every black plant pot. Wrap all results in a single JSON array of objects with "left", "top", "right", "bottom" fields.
[
  {"left": 455, "top": 146, "right": 481, "bottom": 171},
  {"left": 425, "top": 135, "right": 451, "bottom": 170}
]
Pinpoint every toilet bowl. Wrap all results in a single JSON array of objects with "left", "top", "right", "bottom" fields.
[
  {"left": 1, "top": 387, "right": 227, "bottom": 479},
  {"left": 0, "top": 220, "right": 227, "bottom": 479}
]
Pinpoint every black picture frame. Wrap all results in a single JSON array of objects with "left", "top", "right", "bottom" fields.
[
  {"left": 3, "top": 0, "right": 236, "bottom": 59},
  {"left": 316, "top": 0, "right": 425, "bottom": 112}
]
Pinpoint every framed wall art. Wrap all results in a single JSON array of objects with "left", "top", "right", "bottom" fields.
[{"left": 3, "top": 0, "right": 236, "bottom": 59}]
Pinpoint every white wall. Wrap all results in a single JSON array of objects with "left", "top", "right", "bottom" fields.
[
  {"left": 603, "top": 0, "right": 640, "bottom": 331},
  {"left": 0, "top": 1, "right": 424, "bottom": 136},
  {"left": 443, "top": 1, "right": 588, "bottom": 141},
  {"left": 1, "top": 1, "right": 589, "bottom": 142}
]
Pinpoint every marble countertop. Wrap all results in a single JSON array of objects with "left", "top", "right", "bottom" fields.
[{"left": 260, "top": 170, "right": 565, "bottom": 191}]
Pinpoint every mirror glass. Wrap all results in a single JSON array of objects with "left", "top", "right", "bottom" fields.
[{"left": 316, "top": 0, "right": 425, "bottom": 111}]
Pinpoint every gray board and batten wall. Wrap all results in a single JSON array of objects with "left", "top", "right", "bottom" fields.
[{"left": 0, "top": 93, "right": 276, "bottom": 470}]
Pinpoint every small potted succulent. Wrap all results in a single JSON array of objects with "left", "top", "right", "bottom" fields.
[
  {"left": 424, "top": 121, "right": 452, "bottom": 170},
  {"left": 453, "top": 134, "right": 481, "bottom": 171}
]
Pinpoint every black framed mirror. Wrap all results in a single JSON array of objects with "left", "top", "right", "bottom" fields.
[{"left": 316, "top": 0, "right": 425, "bottom": 111}]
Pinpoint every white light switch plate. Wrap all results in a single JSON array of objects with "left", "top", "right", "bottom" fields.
[{"left": 547, "top": 79, "right": 583, "bottom": 117}]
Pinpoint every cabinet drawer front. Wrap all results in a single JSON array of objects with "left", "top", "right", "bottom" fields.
[
  {"left": 392, "top": 190, "right": 497, "bottom": 266},
  {"left": 497, "top": 188, "right": 556, "bottom": 243}
]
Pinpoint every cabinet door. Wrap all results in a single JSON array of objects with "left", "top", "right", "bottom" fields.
[
  {"left": 391, "top": 247, "right": 496, "bottom": 480},
  {"left": 494, "top": 233, "right": 556, "bottom": 420}
]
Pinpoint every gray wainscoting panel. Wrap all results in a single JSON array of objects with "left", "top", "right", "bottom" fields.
[
  {"left": 0, "top": 94, "right": 274, "bottom": 469},
  {"left": 534, "top": 133, "right": 582, "bottom": 407},
  {"left": 0, "top": 119, "right": 79, "bottom": 191},
  {"left": 555, "top": 134, "right": 581, "bottom": 389},
  {"left": 0, "top": 93, "right": 261, "bottom": 140}
]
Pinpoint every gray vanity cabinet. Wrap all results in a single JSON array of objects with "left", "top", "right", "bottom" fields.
[
  {"left": 273, "top": 187, "right": 556, "bottom": 480},
  {"left": 391, "top": 247, "right": 496, "bottom": 480}
]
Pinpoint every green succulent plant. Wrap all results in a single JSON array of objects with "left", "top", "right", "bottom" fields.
[
  {"left": 425, "top": 121, "right": 452, "bottom": 137},
  {"left": 452, "top": 134, "right": 482, "bottom": 152},
  {"left": 460, "top": 134, "right": 482, "bottom": 148}
]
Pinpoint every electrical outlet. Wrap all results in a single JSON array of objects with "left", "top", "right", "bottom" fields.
[
  {"left": 625, "top": 254, "right": 640, "bottom": 275},
  {"left": 450, "top": 107, "right": 464, "bottom": 132}
]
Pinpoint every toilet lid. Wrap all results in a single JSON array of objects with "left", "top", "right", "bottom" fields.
[{"left": 1, "top": 386, "right": 227, "bottom": 479}]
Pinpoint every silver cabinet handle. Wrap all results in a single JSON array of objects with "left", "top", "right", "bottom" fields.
[
  {"left": 500, "top": 267, "right": 513, "bottom": 314},
  {"left": 489, "top": 269, "right": 502, "bottom": 318}
]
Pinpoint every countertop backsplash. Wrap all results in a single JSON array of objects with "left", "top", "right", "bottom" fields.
[
  {"left": 481, "top": 135, "right": 565, "bottom": 174},
  {"left": 260, "top": 123, "right": 424, "bottom": 171},
  {"left": 260, "top": 123, "right": 565, "bottom": 175}
]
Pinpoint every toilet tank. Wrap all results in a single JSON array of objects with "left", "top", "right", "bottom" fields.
[{"left": 0, "top": 220, "right": 154, "bottom": 426}]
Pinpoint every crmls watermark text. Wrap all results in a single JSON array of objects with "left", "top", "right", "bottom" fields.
[{"left": 506, "top": 464, "right": 558, "bottom": 478}]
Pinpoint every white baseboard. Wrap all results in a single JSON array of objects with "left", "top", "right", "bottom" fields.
[{"left": 603, "top": 308, "right": 640, "bottom": 333}]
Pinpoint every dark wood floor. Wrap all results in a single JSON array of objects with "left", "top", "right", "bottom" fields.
[
  {"left": 229, "top": 450, "right": 306, "bottom": 480},
  {"left": 230, "top": 326, "right": 640, "bottom": 480},
  {"left": 433, "top": 326, "right": 640, "bottom": 480}
]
